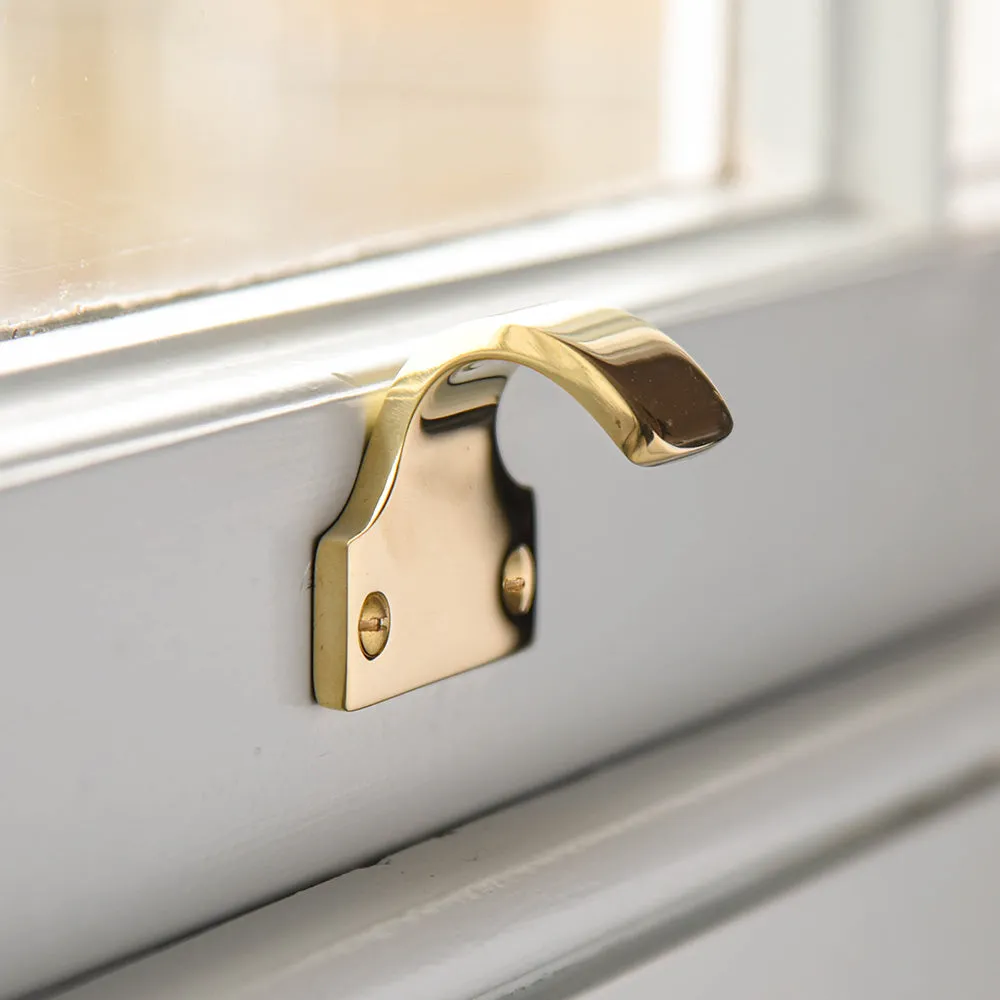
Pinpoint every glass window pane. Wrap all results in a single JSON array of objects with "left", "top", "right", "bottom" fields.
[{"left": 0, "top": 0, "right": 731, "bottom": 335}]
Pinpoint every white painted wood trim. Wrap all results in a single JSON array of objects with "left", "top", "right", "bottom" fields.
[
  {"left": 658, "top": 0, "right": 732, "bottom": 183},
  {"left": 0, "top": 206, "right": 918, "bottom": 493},
  {"left": 57, "top": 605, "right": 1000, "bottom": 1000},
  {"left": 541, "top": 788, "right": 1000, "bottom": 999},
  {"left": 834, "top": 0, "right": 949, "bottom": 226},
  {"left": 735, "top": 0, "right": 831, "bottom": 193}
]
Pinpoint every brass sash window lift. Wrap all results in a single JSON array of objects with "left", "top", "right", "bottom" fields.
[{"left": 313, "top": 303, "right": 733, "bottom": 709}]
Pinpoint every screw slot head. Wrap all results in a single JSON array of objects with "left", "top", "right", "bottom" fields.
[
  {"left": 501, "top": 545, "right": 535, "bottom": 616},
  {"left": 358, "top": 591, "right": 391, "bottom": 659}
]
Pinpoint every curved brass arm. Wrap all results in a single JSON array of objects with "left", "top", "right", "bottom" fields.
[{"left": 314, "top": 303, "right": 732, "bottom": 710}]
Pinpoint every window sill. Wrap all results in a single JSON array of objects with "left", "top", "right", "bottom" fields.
[{"left": 0, "top": 198, "right": 936, "bottom": 494}]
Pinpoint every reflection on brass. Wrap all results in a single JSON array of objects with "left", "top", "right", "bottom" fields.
[
  {"left": 313, "top": 303, "right": 733, "bottom": 710},
  {"left": 357, "top": 591, "right": 391, "bottom": 660},
  {"left": 501, "top": 545, "right": 536, "bottom": 617}
]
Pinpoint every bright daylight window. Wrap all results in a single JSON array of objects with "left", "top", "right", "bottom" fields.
[{"left": 0, "top": 0, "right": 736, "bottom": 336}]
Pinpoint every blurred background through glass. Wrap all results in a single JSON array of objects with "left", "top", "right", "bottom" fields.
[{"left": 0, "top": 0, "right": 733, "bottom": 333}]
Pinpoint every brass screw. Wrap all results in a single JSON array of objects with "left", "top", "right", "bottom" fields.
[
  {"left": 501, "top": 544, "right": 535, "bottom": 616},
  {"left": 358, "top": 591, "right": 391, "bottom": 659}
]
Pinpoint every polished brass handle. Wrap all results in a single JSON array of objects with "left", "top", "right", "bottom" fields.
[{"left": 313, "top": 303, "right": 733, "bottom": 710}]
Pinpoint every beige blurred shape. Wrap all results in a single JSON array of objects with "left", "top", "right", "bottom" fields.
[{"left": 0, "top": 0, "right": 669, "bottom": 334}]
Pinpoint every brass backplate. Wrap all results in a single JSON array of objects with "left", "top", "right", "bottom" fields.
[{"left": 313, "top": 304, "right": 733, "bottom": 710}]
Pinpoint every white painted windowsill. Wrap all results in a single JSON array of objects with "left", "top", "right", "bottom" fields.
[{"left": 0, "top": 196, "right": 941, "bottom": 495}]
